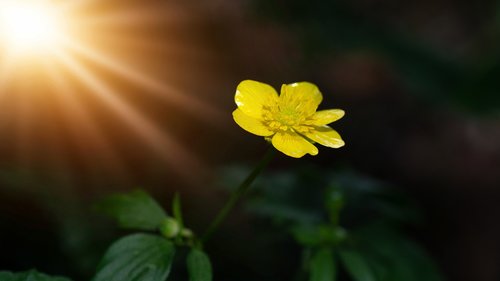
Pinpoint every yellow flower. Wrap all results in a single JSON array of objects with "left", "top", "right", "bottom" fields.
[{"left": 232, "top": 80, "right": 345, "bottom": 158}]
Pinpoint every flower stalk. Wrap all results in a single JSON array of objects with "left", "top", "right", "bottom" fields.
[{"left": 202, "top": 147, "right": 276, "bottom": 243}]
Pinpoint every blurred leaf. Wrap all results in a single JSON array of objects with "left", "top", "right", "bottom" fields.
[
  {"left": 335, "top": 172, "right": 422, "bottom": 226},
  {"left": 187, "top": 249, "right": 213, "bottom": 281},
  {"left": 354, "top": 224, "right": 443, "bottom": 281},
  {"left": 292, "top": 225, "right": 323, "bottom": 246},
  {"left": 338, "top": 249, "right": 376, "bottom": 281},
  {"left": 219, "top": 166, "right": 324, "bottom": 225},
  {"left": 309, "top": 248, "right": 336, "bottom": 281},
  {"left": 0, "top": 270, "right": 71, "bottom": 281},
  {"left": 292, "top": 225, "right": 346, "bottom": 247},
  {"left": 221, "top": 167, "right": 421, "bottom": 229},
  {"left": 96, "top": 190, "right": 167, "bottom": 230},
  {"left": 247, "top": 200, "right": 320, "bottom": 224},
  {"left": 92, "top": 234, "right": 175, "bottom": 281}
]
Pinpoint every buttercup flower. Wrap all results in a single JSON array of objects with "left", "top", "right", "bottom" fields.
[{"left": 233, "top": 80, "right": 345, "bottom": 158}]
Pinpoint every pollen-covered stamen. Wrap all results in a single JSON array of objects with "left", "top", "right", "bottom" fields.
[
  {"left": 262, "top": 104, "right": 314, "bottom": 133},
  {"left": 293, "top": 124, "right": 315, "bottom": 134},
  {"left": 261, "top": 105, "right": 275, "bottom": 121}
]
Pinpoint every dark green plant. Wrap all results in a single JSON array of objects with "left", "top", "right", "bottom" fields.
[
  {"left": 0, "top": 270, "right": 71, "bottom": 281},
  {"left": 219, "top": 167, "right": 443, "bottom": 281},
  {"left": 94, "top": 190, "right": 210, "bottom": 281}
]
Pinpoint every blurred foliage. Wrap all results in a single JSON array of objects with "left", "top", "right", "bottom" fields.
[
  {"left": 0, "top": 270, "right": 71, "bottom": 281},
  {"left": 219, "top": 166, "right": 442, "bottom": 281},
  {"left": 251, "top": 0, "right": 500, "bottom": 113},
  {"left": 309, "top": 248, "right": 336, "bottom": 281},
  {"left": 0, "top": 169, "right": 114, "bottom": 278}
]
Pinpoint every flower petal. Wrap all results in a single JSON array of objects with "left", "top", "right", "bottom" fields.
[
  {"left": 235, "top": 80, "right": 279, "bottom": 119},
  {"left": 271, "top": 131, "right": 318, "bottom": 158},
  {"left": 233, "top": 109, "right": 274, "bottom": 136},
  {"left": 311, "top": 109, "right": 345, "bottom": 126},
  {"left": 305, "top": 126, "right": 345, "bottom": 148},
  {"left": 279, "top": 82, "right": 323, "bottom": 117}
]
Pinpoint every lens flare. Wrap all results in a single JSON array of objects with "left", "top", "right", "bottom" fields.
[
  {"left": 0, "top": 0, "right": 222, "bottom": 185},
  {"left": 0, "top": 1, "right": 65, "bottom": 55}
]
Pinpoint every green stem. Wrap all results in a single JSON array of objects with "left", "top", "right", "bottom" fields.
[{"left": 201, "top": 147, "right": 276, "bottom": 243}]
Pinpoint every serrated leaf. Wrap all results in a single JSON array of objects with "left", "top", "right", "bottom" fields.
[
  {"left": 309, "top": 248, "right": 336, "bottom": 281},
  {"left": 0, "top": 270, "right": 72, "bottom": 281},
  {"left": 338, "top": 249, "right": 376, "bottom": 281},
  {"left": 96, "top": 190, "right": 167, "bottom": 230},
  {"left": 92, "top": 233, "right": 175, "bottom": 281},
  {"left": 187, "top": 249, "right": 213, "bottom": 281}
]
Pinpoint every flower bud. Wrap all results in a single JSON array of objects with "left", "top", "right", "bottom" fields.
[
  {"left": 159, "top": 217, "right": 180, "bottom": 238},
  {"left": 181, "top": 228, "right": 194, "bottom": 238}
]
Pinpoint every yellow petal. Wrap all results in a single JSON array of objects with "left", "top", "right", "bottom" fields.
[
  {"left": 235, "top": 80, "right": 279, "bottom": 119},
  {"left": 279, "top": 82, "right": 323, "bottom": 117},
  {"left": 233, "top": 109, "right": 274, "bottom": 136},
  {"left": 305, "top": 126, "right": 345, "bottom": 148},
  {"left": 271, "top": 131, "right": 318, "bottom": 158},
  {"left": 311, "top": 109, "right": 345, "bottom": 126}
]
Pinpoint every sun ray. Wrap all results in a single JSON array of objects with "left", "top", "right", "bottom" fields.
[
  {"left": 9, "top": 70, "right": 37, "bottom": 168},
  {"left": 60, "top": 0, "right": 188, "bottom": 26},
  {"left": 73, "top": 8, "right": 173, "bottom": 27},
  {"left": 0, "top": 0, "right": 224, "bottom": 187},
  {"left": 57, "top": 0, "right": 102, "bottom": 13},
  {"left": 0, "top": 54, "right": 16, "bottom": 98},
  {"left": 41, "top": 56, "right": 131, "bottom": 181},
  {"left": 63, "top": 40, "right": 226, "bottom": 127},
  {"left": 53, "top": 50, "right": 206, "bottom": 183}
]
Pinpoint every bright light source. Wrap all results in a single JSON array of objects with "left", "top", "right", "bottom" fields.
[{"left": 0, "top": 1, "right": 65, "bottom": 54}]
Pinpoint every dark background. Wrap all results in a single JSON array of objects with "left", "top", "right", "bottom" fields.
[{"left": 0, "top": 0, "right": 499, "bottom": 280}]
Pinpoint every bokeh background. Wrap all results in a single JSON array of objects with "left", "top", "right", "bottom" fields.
[{"left": 1, "top": 0, "right": 499, "bottom": 280}]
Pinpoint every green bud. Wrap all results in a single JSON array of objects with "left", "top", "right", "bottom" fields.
[
  {"left": 159, "top": 217, "right": 180, "bottom": 238},
  {"left": 334, "top": 227, "right": 347, "bottom": 243},
  {"left": 181, "top": 228, "right": 194, "bottom": 238}
]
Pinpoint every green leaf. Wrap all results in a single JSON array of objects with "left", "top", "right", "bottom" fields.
[
  {"left": 292, "top": 225, "right": 347, "bottom": 247},
  {"left": 96, "top": 190, "right": 167, "bottom": 230},
  {"left": 338, "top": 249, "right": 376, "bottom": 281},
  {"left": 0, "top": 270, "right": 72, "bottom": 281},
  {"left": 92, "top": 233, "right": 175, "bottom": 281},
  {"left": 187, "top": 249, "right": 213, "bottom": 281},
  {"left": 292, "top": 225, "right": 323, "bottom": 246},
  {"left": 309, "top": 248, "right": 336, "bottom": 281}
]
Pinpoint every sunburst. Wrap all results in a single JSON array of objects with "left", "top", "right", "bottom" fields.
[
  {"left": 0, "top": 0, "right": 64, "bottom": 55},
  {"left": 0, "top": 0, "right": 221, "bottom": 184}
]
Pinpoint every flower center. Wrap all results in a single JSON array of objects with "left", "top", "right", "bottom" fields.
[{"left": 262, "top": 105, "right": 314, "bottom": 133}]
